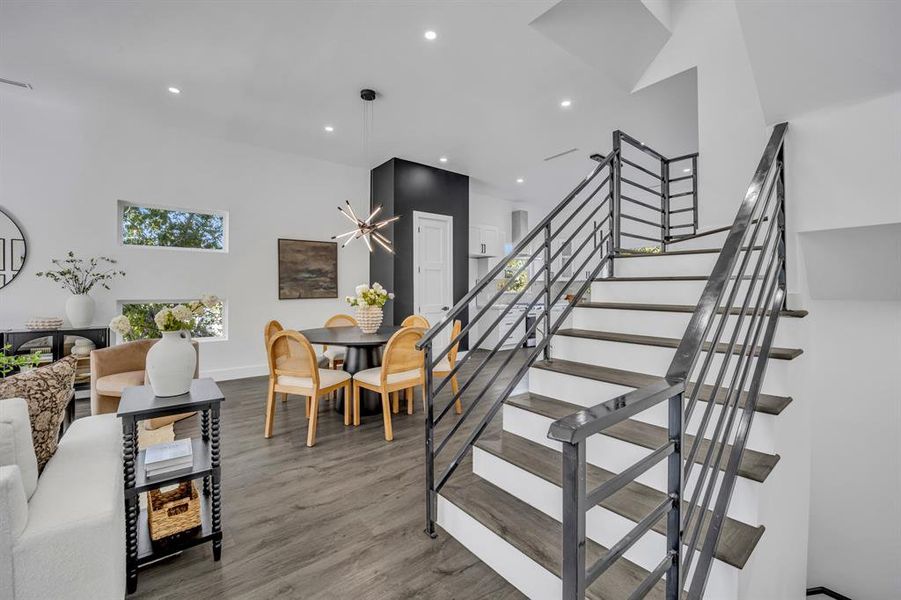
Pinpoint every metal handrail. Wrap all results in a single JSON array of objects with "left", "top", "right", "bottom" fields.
[{"left": 550, "top": 122, "right": 789, "bottom": 599}]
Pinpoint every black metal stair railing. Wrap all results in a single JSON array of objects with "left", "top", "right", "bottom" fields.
[
  {"left": 417, "top": 149, "right": 617, "bottom": 538},
  {"left": 548, "top": 122, "right": 789, "bottom": 599}
]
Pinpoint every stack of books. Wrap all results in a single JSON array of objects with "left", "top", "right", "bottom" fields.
[{"left": 144, "top": 439, "right": 193, "bottom": 478}]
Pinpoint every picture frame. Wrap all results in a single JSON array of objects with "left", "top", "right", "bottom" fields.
[{"left": 277, "top": 239, "right": 338, "bottom": 300}]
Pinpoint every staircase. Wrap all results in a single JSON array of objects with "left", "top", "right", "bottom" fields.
[{"left": 419, "top": 124, "right": 804, "bottom": 598}]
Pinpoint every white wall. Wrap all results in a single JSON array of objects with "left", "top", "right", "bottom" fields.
[{"left": 0, "top": 90, "right": 370, "bottom": 380}]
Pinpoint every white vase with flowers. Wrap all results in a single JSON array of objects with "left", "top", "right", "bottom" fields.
[{"left": 345, "top": 283, "right": 394, "bottom": 334}]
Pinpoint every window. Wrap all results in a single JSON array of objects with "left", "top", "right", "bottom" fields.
[
  {"left": 500, "top": 257, "right": 529, "bottom": 293},
  {"left": 119, "top": 201, "right": 227, "bottom": 251},
  {"left": 118, "top": 300, "right": 226, "bottom": 341}
]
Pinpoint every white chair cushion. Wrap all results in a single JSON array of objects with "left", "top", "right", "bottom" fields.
[
  {"left": 353, "top": 367, "right": 421, "bottom": 387},
  {"left": 432, "top": 357, "right": 452, "bottom": 374},
  {"left": 0, "top": 398, "right": 38, "bottom": 500},
  {"left": 278, "top": 368, "right": 351, "bottom": 391},
  {"left": 323, "top": 348, "right": 345, "bottom": 361}
]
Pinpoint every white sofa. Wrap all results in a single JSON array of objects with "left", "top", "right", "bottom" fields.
[{"left": 0, "top": 398, "right": 125, "bottom": 600}]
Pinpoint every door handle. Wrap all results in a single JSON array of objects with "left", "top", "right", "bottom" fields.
[
  {"left": 441, "top": 306, "right": 450, "bottom": 311},
  {"left": 481, "top": 243, "right": 485, "bottom": 253}
]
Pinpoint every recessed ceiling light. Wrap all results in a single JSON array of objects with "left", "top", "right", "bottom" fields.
[
  {"left": 439, "top": 156, "right": 448, "bottom": 163},
  {"left": 560, "top": 99, "right": 572, "bottom": 108},
  {"left": 424, "top": 30, "right": 437, "bottom": 41},
  {"left": 168, "top": 87, "right": 181, "bottom": 95},
  {"left": 324, "top": 125, "right": 335, "bottom": 132},
  {"left": 516, "top": 178, "right": 524, "bottom": 184},
  {"left": 683, "top": 168, "right": 691, "bottom": 173}
]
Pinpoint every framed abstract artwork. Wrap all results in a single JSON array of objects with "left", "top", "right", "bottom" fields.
[{"left": 277, "top": 239, "right": 338, "bottom": 299}]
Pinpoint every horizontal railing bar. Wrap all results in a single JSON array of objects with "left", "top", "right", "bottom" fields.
[
  {"left": 622, "top": 157, "right": 662, "bottom": 180},
  {"left": 669, "top": 174, "right": 694, "bottom": 183},
  {"left": 622, "top": 213, "right": 664, "bottom": 229},
  {"left": 586, "top": 497, "right": 672, "bottom": 587},
  {"left": 669, "top": 207, "right": 695, "bottom": 214},
  {"left": 429, "top": 192, "right": 610, "bottom": 369},
  {"left": 665, "top": 123, "right": 786, "bottom": 382},
  {"left": 628, "top": 553, "right": 673, "bottom": 600},
  {"left": 618, "top": 130, "right": 669, "bottom": 162},
  {"left": 430, "top": 213, "right": 610, "bottom": 405},
  {"left": 688, "top": 286, "right": 785, "bottom": 600},
  {"left": 418, "top": 151, "right": 617, "bottom": 347},
  {"left": 548, "top": 380, "right": 684, "bottom": 445},
  {"left": 622, "top": 194, "right": 664, "bottom": 213},
  {"left": 668, "top": 151, "right": 699, "bottom": 163},
  {"left": 621, "top": 230, "right": 663, "bottom": 244},
  {"left": 433, "top": 228, "right": 612, "bottom": 444},
  {"left": 622, "top": 177, "right": 664, "bottom": 197},
  {"left": 669, "top": 223, "right": 695, "bottom": 229},
  {"left": 586, "top": 442, "right": 674, "bottom": 507},
  {"left": 669, "top": 190, "right": 695, "bottom": 199},
  {"left": 435, "top": 252, "right": 613, "bottom": 491}
]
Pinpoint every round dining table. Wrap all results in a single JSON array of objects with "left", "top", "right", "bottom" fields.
[{"left": 298, "top": 325, "right": 403, "bottom": 416}]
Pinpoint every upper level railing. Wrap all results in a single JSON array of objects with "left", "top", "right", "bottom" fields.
[
  {"left": 549, "top": 122, "right": 788, "bottom": 599},
  {"left": 610, "top": 130, "right": 698, "bottom": 254},
  {"left": 417, "top": 129, "right": 697, "bottom": 541}
]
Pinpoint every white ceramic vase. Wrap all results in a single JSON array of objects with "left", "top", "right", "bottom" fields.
[
  {"left": 65, "top": 294, "right": 95, "bottom": 328},
  {"left": 146, "top": 330, "right": 196, "bottom": 397},
  {"left": 356, "top": 305, "right": 383, "bottom": 334}
]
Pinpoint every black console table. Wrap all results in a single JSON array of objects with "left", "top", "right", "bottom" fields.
[
  {"left": 117, "top": 378, "right": 224, "bottom": 594},
  {"left": 1, "top": 326, "right": 110, "bottom": 425}
]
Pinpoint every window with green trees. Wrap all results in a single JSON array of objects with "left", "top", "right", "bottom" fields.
[
  {"left": 119, "top": 301, "right": 225, "bottom": 341},
  {"left": 119, "top": 202, "right": 226, "bottom": 250}
]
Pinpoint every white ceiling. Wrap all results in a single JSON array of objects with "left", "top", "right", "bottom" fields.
[
  {"left": 0, "top": 0, "right": 698, "bottom": 206},
  {"left": 735, "top": 0, "right": 901, "bottom": 123}
]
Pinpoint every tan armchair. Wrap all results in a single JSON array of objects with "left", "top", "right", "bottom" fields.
[{"left": 90, "top": 339, "right": 199, "bottom": 429}]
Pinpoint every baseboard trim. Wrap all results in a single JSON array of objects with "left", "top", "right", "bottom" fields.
[
  {"left": 807, "top": 586, "right": 853, "bottom": 600},
  {"left": 201, "top": 364, "right": 268, "bottom": 382}
]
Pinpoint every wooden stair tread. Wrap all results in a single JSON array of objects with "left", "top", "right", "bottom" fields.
[
  {"left": 576, "top": 301, "right": 808, "bottom": 319},
  {"left": 617, "top": 246, "right": 761, "bottom": 258},
  {"left": 555, "top": 328, "right": 803, "bottom": 360},
  {"left": 532, "top": 358, "right": 792, "bottom": 415},
  {"left": 476, "top": 431, "right": 764, "bottom": 569},
  {"left": 506, "top": 393, "right": 780, "bottom": 483},
  {"left": 441, "top": 462, "right": 666, "bottom": 600}
]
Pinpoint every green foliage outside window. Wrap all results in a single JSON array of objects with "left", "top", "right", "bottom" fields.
[
  {"left": 121, "top": 204, "right": 225, "bottom": 250},
  {"left": 499, "top": 258, "right": 529, "bottom": 293},
  {"left": 119, "top": 302, "right": 224, "bottom": 341}
]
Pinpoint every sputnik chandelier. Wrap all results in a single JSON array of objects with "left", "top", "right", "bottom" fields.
[{"left": 332, "top": 200, "right": 399, "bottom": 254}]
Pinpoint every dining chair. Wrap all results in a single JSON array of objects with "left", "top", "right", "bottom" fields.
[
  {"left": 401, "top": 314, "right": 430, "bottom": 329},
  {"left": 432, "top": 319, "right": 463, "bottom": 415},
  {"left": 265, "top": 329, "right": 352, "bottom": 446},
  {"left": 264, "top": 320, "right": 290, "bottom": 403},
  {"left": 351, "top": 327, "right": 424, "bottom": 441},
  {"left": 322, "top": 313, "right": 357, "bottom": 369}
]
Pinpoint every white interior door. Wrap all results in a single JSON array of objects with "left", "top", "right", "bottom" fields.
[{"left": 414, "top": 211, "right": 454, "bottom": 348}]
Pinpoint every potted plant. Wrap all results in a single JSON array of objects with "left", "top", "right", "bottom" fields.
[
  {"left": 0, "top": 344, "right": 42, "bottom": 378},
  {"left": 109, "top": 295, "right": 220, "bottom": 397},
  {"left": 345, "top": 283, "right": 393, "bottom": 334},
  {"left": 36, "top": 252, "right": 125, "bottom": 327}
]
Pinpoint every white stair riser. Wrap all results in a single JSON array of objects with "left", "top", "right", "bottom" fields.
[
  {"left": 473, "top": 448, "right": 739, "bottom": 599},
  {"left": 437, "top": 495, "right": 561, "bottom": 599},
  {"left": 527, "top": 366, "right": 776, "bottom": 454},
  {"left": 571, "top": 307, "right": 803, "bottom": 347},
  {"left": 551, "top": 335, "right": 795, "bottom": 396},
  {"left": 615, "top": 250, "right": 762, "bottom": 278},
  {"left": 591, "top": 278, "right": 755, "bottom": 305},
  {"left": 667, "top": 230, "right": 729, "bottom": 251},
  {"left": 502, "top": 404, "right": 762, "bottom": 526}
]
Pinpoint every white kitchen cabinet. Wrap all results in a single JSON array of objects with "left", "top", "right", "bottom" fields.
[
  {"left": 469, "top": 224, "right": 502, "bottom": 258},
  {"left": 478, "top": 305, "right": 525, "bottom": 350}
]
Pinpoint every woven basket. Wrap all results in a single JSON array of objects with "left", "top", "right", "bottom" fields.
[{"left": 147, "top": 482, "right": 201, "bottom": 541}]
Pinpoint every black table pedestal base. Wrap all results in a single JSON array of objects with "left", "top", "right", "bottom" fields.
[{"left": 337, "top": 346, "right": 384, "bottom": 416}]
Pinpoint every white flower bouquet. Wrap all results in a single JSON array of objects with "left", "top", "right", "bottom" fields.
[
  {"left": 109, "top": 294, "right": 221, "bottom": 337},
  {"left": 345, "top": 282, "right": 394, "bottom": 308}
]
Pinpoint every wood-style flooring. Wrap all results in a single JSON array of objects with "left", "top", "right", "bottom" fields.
[{"left": 95, "top": 350, "right": 531, "bottom": 600}]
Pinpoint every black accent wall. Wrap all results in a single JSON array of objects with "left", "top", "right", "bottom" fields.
[{"left": 369, "top": 158, "right": 469, "bottom": 339}]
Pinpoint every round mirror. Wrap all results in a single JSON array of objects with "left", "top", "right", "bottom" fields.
[{"left": 0, "top": 207, "right": 27, "bottom": 289}]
